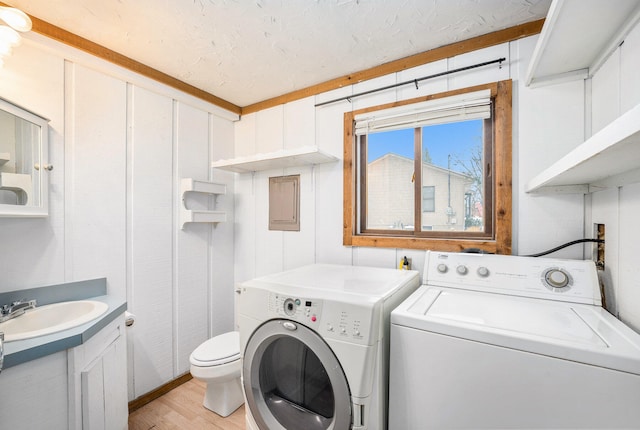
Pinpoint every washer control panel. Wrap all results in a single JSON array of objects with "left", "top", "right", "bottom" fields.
[
  {"left": 425, "top": 251, "right": 601, "bottom": 305},
  {"left": 268, "top": 293, "right": 372, "bottom": 344}
]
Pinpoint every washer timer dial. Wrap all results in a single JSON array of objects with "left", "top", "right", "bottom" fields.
[{"left": 542, "top": 268, "right": 572, "bottom": 290}]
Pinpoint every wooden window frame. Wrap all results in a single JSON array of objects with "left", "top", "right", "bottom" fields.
[{"left": 343, "top": 80, "right": 512, "bottom": 254}]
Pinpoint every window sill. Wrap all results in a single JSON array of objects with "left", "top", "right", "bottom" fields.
[{"left": 345, "top": 234, "right": 500, "bottom": 253}]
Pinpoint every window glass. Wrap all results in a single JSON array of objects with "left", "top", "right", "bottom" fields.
[
  {"left": 420, "top": 119, "right": 485, "bottom": 232},
  {"left": 422, "top": 186, "right": 435, "bottom": 213},
  {"left": 360, "top": 118, "right": 487, "bottom": 235},
  {"left": 366, "top": 129, "right": 414, "bottom": 231}
]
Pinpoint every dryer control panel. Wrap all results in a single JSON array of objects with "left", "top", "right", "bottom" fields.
[
  {"left": 269, "top": 293, "right": 323, "bottom": 325},
  {"left": 268, "top": 293, "right": 373, "bottom": 345}
]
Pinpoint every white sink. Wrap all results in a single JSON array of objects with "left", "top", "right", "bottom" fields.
[{"left": 0, "top": 300, "right": 109, "bottom": 342}]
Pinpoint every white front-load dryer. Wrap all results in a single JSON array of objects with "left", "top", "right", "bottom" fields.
[{"left": 237, "top": 264, "right": 420, "bottom": 430}]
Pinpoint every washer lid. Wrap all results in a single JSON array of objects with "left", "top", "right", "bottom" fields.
[
  {"left": 191, "top": 331, "right": 240, "bottom": 366},
  {"left": 391, "top": 286, "right": 640, "bottom": 375}
]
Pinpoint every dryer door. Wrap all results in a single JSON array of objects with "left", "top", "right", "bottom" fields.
[{"left": 243, "top": 319, "right": 352, "bottom": 430}]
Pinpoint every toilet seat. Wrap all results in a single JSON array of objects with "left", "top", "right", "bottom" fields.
[{"left": 190, "top": 331, "right": 240, "bottom": 367}]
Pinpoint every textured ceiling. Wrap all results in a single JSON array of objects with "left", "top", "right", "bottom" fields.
[{"left": 6, "top": 0, "right": 551, "bottom": 107}]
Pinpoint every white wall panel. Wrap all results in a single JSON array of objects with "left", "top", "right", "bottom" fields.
[
  {"left": 175, "top": 102, "right": 211, "bottom": 374},
  {"left": 128, "top": 85, "right": 174, "bottom": 397},
  {"left": 65, "top": 63, "right": 127, "bottom": 299},
  {"left": 619, "top": 183, "right": 640, "bottom": 332},
  {"left": 353, "top": 246, "right": 397, "bottom": 269},
  {"left": 256, "top": 105, "right": 284, "bottom": 154},
  {"left": 283, "top": 166, "right": 316, "bottom": 271},
  {"left": 448, "top": 43, "right": 510, "bottom": 90},
  {"left": 284, "top": 98, "right": 315, "bottom": 150},
  {"left": 514, "top": 36, "right": 584, "bottom": 258},
  {"left": 210, "top": 114, "right": 236, "bottom": 334},
  {"left": 233, "top": 171, "right": 256, "bottom": 285},
  {"left": 620, "top": 23, "right": 640, "bottom": 114},
  {"left": 0, "top": 41, "right": 66, "bottom": 290},
  {"left": 591, "top": 49, "right": 620, "bottom": 134},
  {"left": 396, "top": 59, "right": 448, "bottom": 101},
  {"left": 352, "top": 74, "right": 397, "bottom": 109},
  {"left": 314, "top": 87, "right": 353, "bottom": 265},
  {"left": 254, "top": 169, "right": 284, "bottom": 277},
  {"left": 234, "top": 112, "right": 256, "bottom": 157}
]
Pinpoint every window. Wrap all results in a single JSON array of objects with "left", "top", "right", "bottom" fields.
[
  {"left": 343, "top": 80, "right": 512, "bottom": 254},
  {"left": 422, "top": 186, "right": 435, "bottom": 213}
]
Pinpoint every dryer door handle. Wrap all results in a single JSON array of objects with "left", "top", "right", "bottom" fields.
[{"left": 283, "top": 321, "right": 297, "bottom": 331}]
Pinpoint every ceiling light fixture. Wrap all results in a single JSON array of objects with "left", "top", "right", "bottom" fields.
[
  {"left": 0, "top": 6, "right": 31, "bottom": 67},
  {"left": 0, "top": 6, "right": 32, "bottom": 32}
]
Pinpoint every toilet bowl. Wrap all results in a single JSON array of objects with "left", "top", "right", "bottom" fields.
[{"left": 189, "top": 331, "right": 244, "bottom": 417}]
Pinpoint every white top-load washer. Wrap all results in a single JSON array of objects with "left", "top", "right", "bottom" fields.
[
  {"left": 389, "top": 251, "right": 640, "bottom": 429},
  {"left": 237, "top": 264, "right": 420, "bottom": 430}
]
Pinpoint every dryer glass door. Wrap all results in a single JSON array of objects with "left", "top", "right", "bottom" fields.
[{"left": 244, "top": 319, "right": 352, "bottom": 430}]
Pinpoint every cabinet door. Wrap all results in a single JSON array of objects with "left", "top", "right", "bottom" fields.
[
  {"left": 82, "top": 357, "right": 105, "bottom": 430},
  {"left": 103, "top": 335, "right": 128, "bottom": 429},
  {"left": 81, "top": 333, "right": 128, "bottom": 430}
]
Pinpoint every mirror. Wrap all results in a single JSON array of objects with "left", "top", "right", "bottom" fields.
[{"left": 0, "top": 97, "right": 49, "bottom": 217}]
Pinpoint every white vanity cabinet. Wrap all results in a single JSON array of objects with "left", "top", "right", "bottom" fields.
[
  {"left": 0, "top": 313, "right": 127, "bottom": 429},
  {"left": 68, "top": 313, "right": 128, "bottom": 430},
  {"left": 0, "top": 350, "right": 69, "bottom": 428}
]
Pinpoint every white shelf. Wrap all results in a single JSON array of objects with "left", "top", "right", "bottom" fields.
[
  {"left": 0, "top": 152, "right": 9, "bottom": 166},
  {"left": 180, "top": 178, "right": 226, "bottom": 228},
  {"left": 181, "top": 209, "right": 226, "bottom": 225},
  {"left": 525, "top": 103, "right": 640, "bottom": 193},
  {"left": 526, "top": 0, "right": 640, "bottom": 87},
  {"left": 211, "top": 146, "right": 338, "bottom": 173}
]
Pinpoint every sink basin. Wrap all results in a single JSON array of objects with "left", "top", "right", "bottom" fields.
[{"left": 0, "top": 300, "right": 109, "bottom": 342}]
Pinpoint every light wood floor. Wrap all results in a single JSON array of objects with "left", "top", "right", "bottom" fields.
[{"left": 128, "top": 378, "right": 246, "bottom": 430}]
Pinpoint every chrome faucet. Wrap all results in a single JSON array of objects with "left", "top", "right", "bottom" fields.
[{"left": 0, "top": 299, "right": 37, "bottom": 323}]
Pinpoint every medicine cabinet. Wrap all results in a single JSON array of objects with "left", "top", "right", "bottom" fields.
[{"left": 0, "top": 97, "right": 50, "bottom": 217}]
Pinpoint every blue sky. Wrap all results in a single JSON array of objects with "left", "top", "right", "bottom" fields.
[{"left": 367, "top": 119, "right": 483, "bottom": 170}]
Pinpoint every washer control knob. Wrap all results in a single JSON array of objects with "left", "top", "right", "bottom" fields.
[
  {"left": 477, "top": 266, "right": 490, "bottom": 277},
  {"left": 437, "top": 264, "right": 448, "bottom": 273},
  {"left": 340, "top": 327, "right": 346, "bottom": 334},
  {"left": 542, "top": 268, "right": 572, "bottom": 290},
  {"left": 545, "top": 269, "right": 570, "bottom": 288},
  {"left": 456, "top": 265, "right": 468, "bottom": 275},
  {"left": 327, "top": 324, "right": 334, "bottom": 332},
  {"left": 354, "top": 329, "right": 360, "bottom": 336}
]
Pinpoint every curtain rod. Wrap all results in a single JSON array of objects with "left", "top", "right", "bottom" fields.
[{"left": 315, "top": 57, "right": 506, "bottom": 107}]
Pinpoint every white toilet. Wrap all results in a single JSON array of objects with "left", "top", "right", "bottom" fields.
[{"left": 189, "top": 331, "right": 244, "bottom": 417}]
